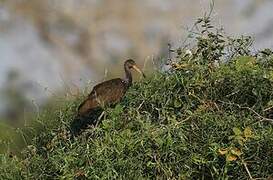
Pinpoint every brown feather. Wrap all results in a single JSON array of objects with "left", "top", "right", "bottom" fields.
[{"left": 78, "top": 78, "right": 127, "bottom": 115}]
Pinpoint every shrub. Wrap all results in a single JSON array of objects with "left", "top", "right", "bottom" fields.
[{"left": 1, "top": 16, "right": 273, "bottom": 179}]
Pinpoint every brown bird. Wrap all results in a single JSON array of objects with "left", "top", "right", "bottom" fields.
[{"left": 78, "top": 59, "right": 145, "bottom": 117}]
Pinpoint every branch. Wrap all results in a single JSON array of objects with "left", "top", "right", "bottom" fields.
[
  {"left": 218, "top": 100, "right": 273, "bottom": 123},
  {"left": 242, "top": 160, "right": 254, "bottom": 180}
]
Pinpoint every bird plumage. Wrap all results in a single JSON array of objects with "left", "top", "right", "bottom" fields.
[
  {"left": 71, "top": 59, "right": 145, "bottom": 135},
  {"left": 78, "top": 78, "right": 128, "bottom": 115}
]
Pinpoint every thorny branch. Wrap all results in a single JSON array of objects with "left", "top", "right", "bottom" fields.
[{"left": 218, "top": 100, "right": 273, "bottom": 124}]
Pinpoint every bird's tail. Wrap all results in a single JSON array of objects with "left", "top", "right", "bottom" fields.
[{"left": 70, "top": 108, "right": 103, "bottom": 136}]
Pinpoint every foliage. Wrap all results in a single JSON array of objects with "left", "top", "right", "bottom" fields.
[{"left": 1, "top": 16, "right": 273, "bottom": 179}]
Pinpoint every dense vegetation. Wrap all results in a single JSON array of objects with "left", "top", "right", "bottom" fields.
[{"left": 1, "top": 17, "right": 273, "bottom": 179}]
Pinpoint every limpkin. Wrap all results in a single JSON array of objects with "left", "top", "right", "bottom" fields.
[{"left": 71, "top": 59, "right": 145, "bottom": 134}]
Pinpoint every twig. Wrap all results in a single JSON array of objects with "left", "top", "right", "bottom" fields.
[
  {"left": 137, "top": 100, "right": 145, "bottom": 111},
  {"left": 168, "top": 43, "right": 172, "bottom": 61},
  {"left": 225, "top": 90, "right": 240, "bottom": 98},
  {"left": 218, "top": 100, "right": 273, "bottom": 123},
  {"left": 263, "top": 106, "right": 273, "bottom": 112},
  {"left": 242, "top": 160, "right": 253, "bottom": 180}
]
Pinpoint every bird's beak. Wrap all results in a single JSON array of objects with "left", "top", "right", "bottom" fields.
[{"left": 132, "top": 65, "right": 146, "bottom": 78}]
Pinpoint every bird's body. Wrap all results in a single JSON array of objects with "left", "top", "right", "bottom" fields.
[
  {"left": 78, "top": 78, "right": 128, "bottom": 115},
  {"left": 77, "top": 59, "right": 145, "bottom": 117}
]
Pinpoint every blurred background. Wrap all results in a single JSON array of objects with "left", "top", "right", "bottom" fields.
[{"left": 0, "top": 0, "right": 273, "bottom": 153}]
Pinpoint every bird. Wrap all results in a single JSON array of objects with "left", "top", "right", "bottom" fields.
[
  {"left": 71, "top": 59, "right": 145, "bottom": 134},
  {"left": 78, "top": 59, "right": 145, "bottom": 116}
]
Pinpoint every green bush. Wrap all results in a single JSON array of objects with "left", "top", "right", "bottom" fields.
[{"left": 1, "top": 16, "right": 273, "bottom": 179}]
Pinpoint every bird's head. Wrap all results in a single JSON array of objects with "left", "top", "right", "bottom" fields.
[{"left": 125, "top": 59, "right": 146, "bottom": 78}]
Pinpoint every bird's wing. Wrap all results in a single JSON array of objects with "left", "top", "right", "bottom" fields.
[
  {"left": 78, "top": 97, "right": 99, "bottom": 115},
  {"left": 92, "top": 78, "right": 127, "bottom": 105},
  {"left": 78, "top": 78, "right": 126, "bottom": 115}
]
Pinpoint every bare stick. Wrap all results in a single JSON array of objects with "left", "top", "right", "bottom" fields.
[
  {"left": 95, "top": 111, "right": 105, "bottom": 128},
  {"left": 242, "top": 160, "right": 253, "bottom": 180},
  {"left": 168, "top": 43, "right": 172, "bottom": 61},
  {"left": 218, "top": 100, "right": 273, "bottom": 123}
]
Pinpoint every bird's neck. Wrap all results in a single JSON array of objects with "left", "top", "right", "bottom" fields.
[{"left": 124, "top": 66, "right": 132, "bottom": 87}]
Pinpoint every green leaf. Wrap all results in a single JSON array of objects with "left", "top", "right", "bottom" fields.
[
  {"left": 232, "top": 127, "right": 242, "bottom": 136},
  {"left": 244, "top": 127, "right": 253, "bottom": 139},
  {"left": 235, "top": 56, "right": 257, "bottom": 71},
  {"left": 174, "top": 99, "right": 182, "bottom": 108},
  {"left": 230, "top": 147, "right": 242, "bottom": 157}
]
